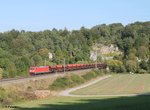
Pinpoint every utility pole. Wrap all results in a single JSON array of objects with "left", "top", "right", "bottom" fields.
[
  {"left": 44, "top": 58, "right": 46, "bottom": 66},
  {"left": 64, "top": 58, "right": 65, "bottom": 74},
  {"left": 95, "top": 49, "right": 98, "bottom": 69}
]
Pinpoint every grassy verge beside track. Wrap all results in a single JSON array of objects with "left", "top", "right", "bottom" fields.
[{"left": 0, "top": 69, "right": 106, "bottom": 107}]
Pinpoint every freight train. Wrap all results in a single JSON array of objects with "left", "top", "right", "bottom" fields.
[{"left": 29, "top": 63, "right": 107, "bottom": 75}]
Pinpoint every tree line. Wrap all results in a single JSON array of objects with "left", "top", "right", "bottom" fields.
[{"left": 0, "top": 21, "right": 150, "bottom": 78}]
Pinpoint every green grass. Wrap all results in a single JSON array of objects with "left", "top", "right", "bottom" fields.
[
  {"left": 2, "top": 95, "right": 150, "bottom": 110},
  {"left": 72, "top": 74, "right": 150, "bottom": 95},
  {"left": 2, "top": 74, "right": 150, "bottom": 110}
]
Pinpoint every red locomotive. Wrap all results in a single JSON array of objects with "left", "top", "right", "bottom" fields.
[
  {"left": 29, "top": 63, "right": 106, "bottom": 75},
  {"left": 29, "top": 66, "right": 51, "bottom": 75}
]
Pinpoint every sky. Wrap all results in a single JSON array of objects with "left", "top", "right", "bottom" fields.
[{"left": 0, "top": 0, "right": 149, "bottom": 32}]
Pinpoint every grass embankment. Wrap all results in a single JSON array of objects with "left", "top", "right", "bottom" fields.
[
  {"left": 0, "top": 69, "right": 106, "bottom": 107},
  {"left": 49, "top": 70, "right": 105, "bottom": 91},
  {"left": 2, "top": 74, "right": 150, "bottom": 110},
  {"left": 0, "top": 87, "right": 26, "bottom": 107}
]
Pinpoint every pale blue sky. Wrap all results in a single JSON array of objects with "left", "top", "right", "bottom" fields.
[{"left": 0, "top": 0, "right": 149, "bottom": 32}]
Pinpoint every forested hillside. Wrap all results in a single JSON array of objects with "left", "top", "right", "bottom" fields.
[{"left": 0, "top": 21, "right": 150, "bottom": 78}]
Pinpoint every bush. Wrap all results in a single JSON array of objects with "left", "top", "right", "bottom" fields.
[
  {"left": 125, "top": 60, "right": 138, "bottom": 73},
  {"left": 0, "top": 87, "right": 25, "bottom": 106},
  {"left": 70, "top": 74, "right": 85, "bottom": 85},
  {"left": 49, "top": 74, "right": 85, "bottom": 90},
  {"left": 107, "top": 60, "right": 126, "bottom": 73},
  {"left": 0, "top": 88, "right": 7, "bottom": 104},
  {"left": 49, "top": 77, "right": 72, "bottom": 90},
  {"left": 49, "top": 70, "right": 106, "bottom": 91},
  {"left": 0, "top": 68, "right": 3, "bottom": 79},
  {"left": 138, "top": 69, "right": 147, "bottom": 74},
  {"left": 93, "top": 69, "right": 105, "bottom": 76},
  {"left": 82, "top": 71, "right": 96, "bottom": 81},
  {"left": 0, "top": 87, "right": 12, "bottom": 105}
]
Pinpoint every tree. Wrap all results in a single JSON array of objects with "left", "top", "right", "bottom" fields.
[
  {"left": 15, "top": 56, "right": 30, "bottom": 76},
  {"left": 140, "top": 60, "right": 148, "bottom": 70},
  {"left": 129, "top": 48, "right": 137, "bottom": 55},
  {"left": 125, "top": 60, "right": 138, "bottom": 73},
  {"left": 107, "top": 60, "right": 125, "bottom": 73},
  {"left": 0, "top": 21, "right": 150, "bottom": 78},
  {"left": 128, "top": 53, "right": 137, "bottom": 61},
  {"left": 147, "top": 58, "right": 150, "bottom": 71},
  {"left": 137, "top": 46, "right": 149, "bottom": 59},
  {"left": 60, "top": 28, "right": 69, "bottom": 37},
  {"left": 0, "top": 58, "right": 17, "bottom": 78},
  {"left": 32, "top": 55, "right": 43, "bottom": 66},
  {"left": 0, "top": 68, "right": 3, "bottom": 79},
  {"left": 7, "top": 62, "right": 17, "bottom": 78},
  {"left": 122, "top": 37, "right": 134, "bottom": 55},
  {"left": 38, "top": 48, "right": 49, "bottom": 59}
]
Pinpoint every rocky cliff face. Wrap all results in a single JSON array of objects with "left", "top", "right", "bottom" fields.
[{"left": 90, "top": 44, "right": 122, "bottom": 61}]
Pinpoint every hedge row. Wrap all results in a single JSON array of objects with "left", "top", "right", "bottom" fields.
[
  {"left": 49, "top": 74, "right": 85, "bottom": 90},
  {"left": 49, "top": 69, "right": 105, "bottom": 90}
]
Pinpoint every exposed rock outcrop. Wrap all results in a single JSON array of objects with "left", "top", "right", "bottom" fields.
[{"left": 90, "top": 44, "right": 122, "bottom": 61}]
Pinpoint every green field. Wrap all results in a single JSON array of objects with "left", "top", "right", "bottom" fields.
[
  {"left": 2, "top": 74, "right": 150, "bottom": 110},
  {"left": 72, "top": 74, "right": 150, "bottom": 95},
  {"left": 2, "top": 95, "right": 150, "bottom": 110}
]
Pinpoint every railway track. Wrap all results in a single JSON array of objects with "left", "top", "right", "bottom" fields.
[
  {"left": 0, "top": 73, "right": 58, "bottom": 83},
  {"left": 0, "top": 69, "right": 92, "bottom": 84},
  {"left": 0, "top": 63, "right": 106, "bottom": 84},
  {"left": 0, "top": 77, "right": 30, "bottom": 82}
]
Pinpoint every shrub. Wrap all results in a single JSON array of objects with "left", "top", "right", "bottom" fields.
[
  {"left": 70, "top": 74, "right": 85, "bottom": 85},
  {"left": 49, "top": 70, "right": 106, "bottom": 91},
  {"left": 49, "top": 77, "right": 72, "bottom": 90},
  {"left": 0, "top": 87, "right": 25, "bottom": 105},
  {"left": 49, "top": 74, "right": 85, "bottom": 90},
  {"left": 82, "top": 71, "right": 96, "bottom": 81},
  {"left": 0, "top": 68, "right": 3, "bottom": 79},
  {"left": 0, "top": 88, "right": 7, "bottom": 104},
  {"left": 93, "top": 69, "right": 104, "bottom": 75},
  {"left": 125, "top": 60, "right": 138, "bottom": 73},
  {"left": 0, "top": 87, "right": 12, "bottom": 105},
  {"left": 138, "top": 69, "right": 147, "bottom": 74},
  {"left": 107, "top": 60, "right": 126, "bottom": 73}
]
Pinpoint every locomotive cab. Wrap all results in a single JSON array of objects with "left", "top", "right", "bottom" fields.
[{"left": 29, "top": 66, "right": 50, "bottom": 75}]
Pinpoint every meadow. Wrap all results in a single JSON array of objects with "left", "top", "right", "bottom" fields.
[
  {"left": 2, "top": 74, "right": 150, "bottom": 110},
  {"left": 72, "top": 74, "right": 150, "bottom": 95},
  {"left": 2, "top": 95, "right": 150, "bottom": 110}
]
